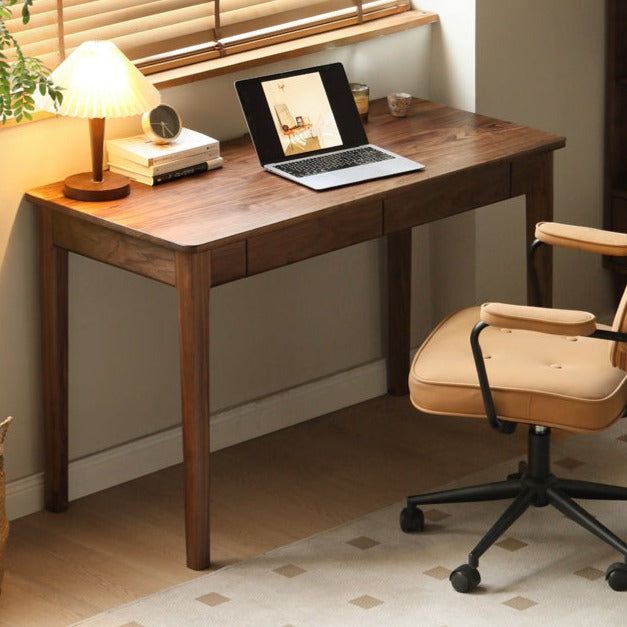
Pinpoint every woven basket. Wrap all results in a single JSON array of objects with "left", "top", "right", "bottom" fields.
[{"left": 0, "top": 417, "right": 12, "bottom": 595}]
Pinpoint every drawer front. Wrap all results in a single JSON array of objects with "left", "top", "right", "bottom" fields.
[
  {"left": 384, "top": 162, "right": 510, "bottom": 232},
  {"left": 247, "top": 200, "right": 383, "bottom": 275}
]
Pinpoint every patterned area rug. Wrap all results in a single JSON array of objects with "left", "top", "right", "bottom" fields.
[{"left": 77, "top": 418, "right": 627, "bottom": 626}]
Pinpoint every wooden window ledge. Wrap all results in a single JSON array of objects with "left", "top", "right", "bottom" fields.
[{"left": 149, "top": 10, "right": 437, "bottom": 89}]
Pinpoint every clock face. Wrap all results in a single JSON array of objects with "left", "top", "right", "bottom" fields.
[{"left": 143, "top": 104, "right": 182, "bottom": 143}]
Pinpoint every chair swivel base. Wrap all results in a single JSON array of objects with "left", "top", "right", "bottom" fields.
[{"left": 401, "top": 426, "right": 627, "bottom": 593}]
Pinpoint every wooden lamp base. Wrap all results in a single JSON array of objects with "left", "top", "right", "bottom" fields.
[
  {"left": 63, "top": 171, "right": 130, "bottom": 202},
  {"left": 63, "top": 118, "right": 131, "bottom": 202}
]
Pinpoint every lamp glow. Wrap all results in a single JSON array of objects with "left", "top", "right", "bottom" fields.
[{"left": 42, "top": 41, "right": 161, "bottom": 201}]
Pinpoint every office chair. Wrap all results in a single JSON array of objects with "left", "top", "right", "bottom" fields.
[{"left": 400, "top": 222, "right": 627, "bottom": 593}]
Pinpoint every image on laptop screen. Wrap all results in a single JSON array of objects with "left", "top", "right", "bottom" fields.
[{"left": 261, "top": 71, "right": 342, "bottom": 157}]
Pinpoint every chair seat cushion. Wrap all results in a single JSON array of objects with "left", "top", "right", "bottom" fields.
[{"left": 409, "top": 307, "right": 627, "bottom": 432}]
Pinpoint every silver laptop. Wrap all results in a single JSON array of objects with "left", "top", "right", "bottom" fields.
[{"left": 235, "top": 63, "right": 424, "bottom": 191}]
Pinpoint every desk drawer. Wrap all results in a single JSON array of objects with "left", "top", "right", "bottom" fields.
[
  {"left": 247, "top": 200, "right": 382, "bottom": 275},
  {"left": 384, "top": 162, "right": 510, "bottom": 231}
]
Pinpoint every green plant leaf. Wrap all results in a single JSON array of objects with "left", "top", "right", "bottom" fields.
[
  {"left": 21, "top": 0, "right": 33, "bottom": 25},
  {"left": 0, "top": 1, "right": 61, "bottom": 123}
]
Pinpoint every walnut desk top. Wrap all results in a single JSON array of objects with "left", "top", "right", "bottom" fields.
[{"left": 27, "top": 98, "right": 564, "bottom": 251}]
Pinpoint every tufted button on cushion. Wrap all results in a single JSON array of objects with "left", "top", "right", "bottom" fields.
[{"left": 409, "top": 307, "right": 627, "bottom": 432}]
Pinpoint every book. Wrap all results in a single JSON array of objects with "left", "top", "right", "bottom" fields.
[
  {"left": 110, "top": 156, "right": 224, "bottom": 186},
  {"left": 108, "top": 151, "right": 215, "bottom": 177},
  {"left": 106, "top": 128, "right": 220, "bottom": 167}
]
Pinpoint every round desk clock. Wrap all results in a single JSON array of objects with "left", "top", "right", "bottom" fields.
[{"left": 141, "top": 104, "right": 182, "bottom": 144}]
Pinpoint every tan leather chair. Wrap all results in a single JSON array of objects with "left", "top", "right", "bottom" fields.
[{"left": 400, "top": 222, "right": 627, "bottom": 593}]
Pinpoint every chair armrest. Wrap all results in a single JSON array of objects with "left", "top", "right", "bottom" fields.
[
  {"left": 535, "top": 222, "right": 627, "bottom": 256},
  {"left": 480, "top": 302, "right": 597, "bottom": 336}
]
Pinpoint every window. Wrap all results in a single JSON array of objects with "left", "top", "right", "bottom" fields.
[{"left": 7, "top": 1, "right": 412, "bottom": 76}]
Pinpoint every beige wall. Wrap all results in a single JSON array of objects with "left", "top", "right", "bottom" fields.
[
  {"left": 416, "top": 0, "right": 477, "bottom": 321},
  {"left": 420, "top": 0, "right": 611, "bottom": 320},
  {"left": 1, "top": 29, "right": 432, "bottom": 482},
  {"left": 475, "top": 0, "right": 612, "bottom": 314}
]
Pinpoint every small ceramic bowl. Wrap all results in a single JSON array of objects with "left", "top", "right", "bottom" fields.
[{"left": 387, "top": 92, "right": 413, "bottom": 117}]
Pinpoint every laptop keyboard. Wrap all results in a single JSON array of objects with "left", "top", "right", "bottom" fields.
[{"left": 273, "top": 146, "right": 394, "bottom": 178}]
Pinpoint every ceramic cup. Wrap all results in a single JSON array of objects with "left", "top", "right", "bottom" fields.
[{"left": 387, "top": 92, "right": 412, "bottom": 117}]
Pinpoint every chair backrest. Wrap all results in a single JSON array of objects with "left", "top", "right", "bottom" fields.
[{"left": 610, "top": 285, "right": 627, "bottom": 370}]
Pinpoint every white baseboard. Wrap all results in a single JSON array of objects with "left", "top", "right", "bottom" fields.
[{"left": 6, "top": 357, "right": 391, "bottom": 521}]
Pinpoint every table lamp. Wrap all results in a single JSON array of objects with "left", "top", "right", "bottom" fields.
[{"left": 41, "top": 40, "right": 161, "bottom": 201}]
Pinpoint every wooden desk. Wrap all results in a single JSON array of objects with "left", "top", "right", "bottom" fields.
[{"left": 27, "top": 98, "right": 565, "bottom": 570}]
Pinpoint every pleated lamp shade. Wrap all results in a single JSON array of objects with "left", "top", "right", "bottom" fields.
[
  {"left": 43, "top": 40, "right": 160, "bottom": 118},
  {"left": 42, "top": 40, "right": 161, "bottom": 201}
]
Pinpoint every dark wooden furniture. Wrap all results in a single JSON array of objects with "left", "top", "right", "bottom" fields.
[
  {"left": 27, "top": 98, "right": 564, "bottom": 570},
  {"left": 605, "top": 0, "right": 627, "bottom": 295}
]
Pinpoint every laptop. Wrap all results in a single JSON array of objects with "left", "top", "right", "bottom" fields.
[{"left": 235, "top": 63, "right": 424, "bottom": 191}]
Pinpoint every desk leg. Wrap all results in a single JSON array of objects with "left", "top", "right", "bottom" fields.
[
  {"left": 176, "top": 250, "right": 211, "bottom": 570},
  {"left": 387, "top": 228, "right": 412, "bottom": 396},
  {"left": 38, "top": 208, "right": 69, "bottom": 512},
  {"left": 515, "top": 153, "right": 554, "bottom": 307}
]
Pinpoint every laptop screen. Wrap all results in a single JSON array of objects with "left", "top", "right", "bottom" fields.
[
  {"left": 261, "top": 71, "right": 343, "bottom": 158},
  {"left": 236, "top": 63, "right": 368, "bottom": 166}
]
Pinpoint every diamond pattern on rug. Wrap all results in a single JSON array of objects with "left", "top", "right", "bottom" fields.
[
  {"left": 495, "top": 537, "right": 528, "bottom": 552},
  {"left": 196, "top": 592, "right": 230, "bottom": 607},
  {"left": 574, "top": 566, "right": 604, "bottom": 581},
  {"left": 273, "top": 563, "right": 306, "bottom": 578},
  {"left": 424, "top": 508, "right": 451, "bottom": 522},
  {"left": 503, "top": 596, "right": 538, "bottom": 610},
  {"left": 348, "top": 595, "right": 383, "bottom": 609},
  {"left": 346, "top": 536, "right": 380, "bottom": 550},
  {"left": 554, "top": 457, "right": 585, "bottom": 470},
  {"left": 423, "top": 566, "right": 452, "bottom": 580}
]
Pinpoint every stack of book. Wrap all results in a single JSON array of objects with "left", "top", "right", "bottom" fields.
[{"left": 106, "top": 128, "right": 222, "bottom": 186}]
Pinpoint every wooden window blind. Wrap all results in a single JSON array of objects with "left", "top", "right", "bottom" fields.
[{"left": 6, "top": 1, "right": 410, "bottom": 75}]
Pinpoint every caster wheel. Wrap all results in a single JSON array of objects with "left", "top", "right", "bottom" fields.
[
  {"left": 400, "top": 506, "right": 424, "bottom": 533},
  {"left": 606, "top": 562, "right": 627, "bottom": 591},
  {"left": 450, "top": 564, "right": 481, "bottom": 593}
]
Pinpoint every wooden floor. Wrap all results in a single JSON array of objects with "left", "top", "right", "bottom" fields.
[{"left": 0, "top": 395, "right": 535, "bottom": 626}]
